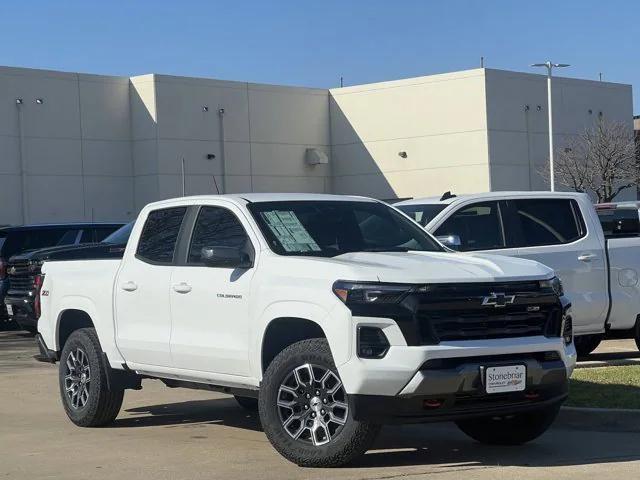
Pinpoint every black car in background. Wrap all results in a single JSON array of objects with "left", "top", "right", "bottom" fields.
[{"left": 0, "top": 223, "right": 125, "bottom": 331}]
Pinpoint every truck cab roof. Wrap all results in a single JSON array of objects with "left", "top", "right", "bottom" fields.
[{"left": 395, "top": 191, "right": 590, "bottom": 207}]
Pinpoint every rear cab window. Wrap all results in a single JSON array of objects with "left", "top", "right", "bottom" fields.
[
  {"left": 597, "top": 207, "right": 640, "bottom": 237},
  {"left": 136, "top": 207, "right": 187, "bottom": 264}
]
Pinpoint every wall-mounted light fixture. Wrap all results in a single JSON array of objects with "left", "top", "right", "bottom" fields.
[
  {"left": 202, "top": 105, "right": 209, "bottom": 112},
  {"left": 537, "top": 105, "right": 542, "bottom": 111},
  {"left": 598, "top": 111, "right": 603, "bottom": 117},
  {"left": 218, "top": 108, "right": 225, "bottom": 115},
  {"left": 35, "top": 98, "right": 44, "bottom": 104},
  {"left": 588, "top": 109, "right": 593, "bottom": 115},
  {"left": 206, "top": 153, "right": 216, "bottom": 160},
  {"left": 15, "top": 98, "right": 23, "bottom": 105},
  {"left": 524, "top": 105, "right": 530, "bottom": 111},
  {"left": 398, "top": 151, "right": 408, "bottom": 159}
]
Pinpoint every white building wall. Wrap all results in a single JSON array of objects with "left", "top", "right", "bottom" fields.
[
  {"left": 0, "top": 65, "right": 634, "bottom": 225},
  {"left": 329, "top": 69, "right": 490, "bottom": 199},
  {"left": 485, "top": 69, "right": 635, "bottom": 197},
  {"left": 0, "top": 66, "right": 135, "bottom": 225}
]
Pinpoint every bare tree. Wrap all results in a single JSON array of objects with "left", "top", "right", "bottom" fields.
[{"left": 540, "top": 119, "right": 638, "bottom": 202}]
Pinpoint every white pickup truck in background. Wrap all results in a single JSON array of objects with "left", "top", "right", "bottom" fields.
[
  {"left": 35, "top": 193, "right": 574, "bottom": 467},
  {"left": 396, "top": 192, "right": 640, "bottom": 356}
]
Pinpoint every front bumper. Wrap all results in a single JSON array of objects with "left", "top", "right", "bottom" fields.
[
  {"left": 4, "top": 294, "right": 37, "bottom": 330},
  {"left": 350, "top": 350, "right": 568, "bottom": 423}
]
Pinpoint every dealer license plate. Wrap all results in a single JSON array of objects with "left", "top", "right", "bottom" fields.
[{"left": 485, "top": 365, "right": 526, "bottom": 394}]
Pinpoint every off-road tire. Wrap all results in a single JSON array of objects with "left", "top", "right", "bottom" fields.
[
  {"left": 59, "top": 328, "right": 124, "bottom": 427},
  {"left": 259, "top": 338, "right": 380, "bottom": 467},
  {"left": 455, "top": 403, "right": 561, "bottom": 445},
  {"left": 234, "top": 395, "right": 259, "bottom": 411},
  {"left": 574, "top": 334, "right": 602, "bottom": 357}
]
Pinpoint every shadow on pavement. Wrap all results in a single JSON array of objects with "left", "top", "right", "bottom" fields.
[
  {"left": 118, "top": 397, "right": 262, "bottom": 431},
  {"left": 117, "top": 396, "right": 640, "bottom": 469}
]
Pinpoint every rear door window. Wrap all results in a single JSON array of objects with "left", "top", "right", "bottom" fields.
[
  {"left": 509, "top": 199, "right": 585, "bottom": 247},
  {"left": 136, "top": 207, "right": 187, "bottom": 264},
  {"left": 434, "top": 201, "right": 505, "bottom": 251}
]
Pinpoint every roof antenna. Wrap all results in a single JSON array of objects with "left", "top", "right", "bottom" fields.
[
  {"left": 212, "top": 175, "right": 220, "bottom": 195},
  {"left": 440, "top": 191, "right": 456, "bottom": 201}
]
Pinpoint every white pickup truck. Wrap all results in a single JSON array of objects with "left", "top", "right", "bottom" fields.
[
  {"left": 396, "top": 191, "right": 640, "bottom": 356},
  {"left": 36, "top": 193, "right": 575, "bottom": 467}
]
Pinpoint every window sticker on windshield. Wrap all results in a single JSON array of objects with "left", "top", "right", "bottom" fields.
[{"left": 261, "top": 211, "right": 321, "bottom": 252}]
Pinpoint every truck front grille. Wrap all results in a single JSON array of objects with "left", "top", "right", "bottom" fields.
[
  {"left": 412, "top": 282, "right": 562, "bottom": 344},
  {"left": 7, "top": 261, "right": 37, "bottom": 293}
]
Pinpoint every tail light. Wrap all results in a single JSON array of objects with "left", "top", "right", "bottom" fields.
[
  {"left": 0, "top": 258, "right": 6, "bottom": 280},
  {"left": 33, "top": 274, "right": 44, "bottom": 319}
]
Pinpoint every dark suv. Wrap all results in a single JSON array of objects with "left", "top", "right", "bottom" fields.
[{"left": 0, "top": 223, "right": 124, "bottom": 331}]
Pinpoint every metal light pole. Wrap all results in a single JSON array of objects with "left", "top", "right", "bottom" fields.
[{"left": 531, "top": 61, "right": 570, "bottom": 191}]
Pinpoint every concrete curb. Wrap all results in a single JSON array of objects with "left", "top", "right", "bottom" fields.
[
  {"left": 558, "top": 406, "right": 640, "bottom": 432},
  {"left": 576, "top": 358, "right": 640, "bottom": 369}
]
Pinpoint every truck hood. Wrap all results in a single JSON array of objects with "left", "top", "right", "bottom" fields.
[{"left": 311, "top": 250, "right": 554, "bottom": 284}]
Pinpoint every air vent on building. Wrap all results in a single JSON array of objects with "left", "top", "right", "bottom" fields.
[{"left": 305, "top": 148, "right": 329, "bottom": 165}]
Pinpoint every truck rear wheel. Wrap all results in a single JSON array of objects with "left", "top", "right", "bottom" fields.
[
  {"left": 635, "top": 319, "right": 640, "bottom": 352},
  {"left": 59, "top": 328, "right": 124, "bottom": 427},
  {"left": 574, "top": 334, "right": 602, "bottom": 357},
  {"left": 455, "top": 403, "right": 561, "bottom": 445},
  {"left": 259, "top": 338, "right": 380, "bottom": 467}
]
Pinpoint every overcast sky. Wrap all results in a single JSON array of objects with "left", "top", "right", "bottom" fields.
[{"left": 1, "top": 0, "right": 637, "bottom": 112}]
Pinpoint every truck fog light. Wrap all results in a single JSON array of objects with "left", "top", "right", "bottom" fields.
[
  {"left": 357, "top": 326, "right": 390, "bottom": 359},
  {"left": 562, "top": 314, "right": 573, "bottom": 345}
]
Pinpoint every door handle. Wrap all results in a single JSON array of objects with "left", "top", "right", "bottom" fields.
[
  {"left": 121, "top": 281, "right": 138, "bottom": 292},
  {"left": 172, "top": 282, "right": 192, "bottom": 294},
  {"left": 578, "top": 253, "right": 597, "bottom": 262}
]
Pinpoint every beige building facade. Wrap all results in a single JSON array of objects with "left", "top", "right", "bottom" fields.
[{"left": 0, "top": 66, "right": 634, "bottom": 224}]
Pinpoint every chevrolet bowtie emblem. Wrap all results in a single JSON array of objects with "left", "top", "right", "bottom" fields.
[{"left": 482, "top": 292, "right": 515, "bottom": 308}]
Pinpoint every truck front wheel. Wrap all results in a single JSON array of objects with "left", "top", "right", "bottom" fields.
[
  {"left": 259, "top": 338, "right": 380, "bottom": 467},
  {"left": 58, "top": 328, "right": 124, "bottom": 427},
  {"left": 455, "top": 403, "right": 561, "bottom": 445}
]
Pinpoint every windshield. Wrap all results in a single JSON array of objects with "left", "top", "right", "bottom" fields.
[
  {"left": 248, "top": 200, "right": 443, "bottom": 257},
  {"left": 396, "top": 204, "right": 446, "bottom": 226},
  {"left": 101, "top": 222, "right": 133, "bottom": 245}
]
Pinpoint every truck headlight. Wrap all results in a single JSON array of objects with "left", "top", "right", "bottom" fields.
[
  {"left": 333, "top": 281, "right": 412, "bottom": 305},
  {"left": 540, "top": 276, "right": 564, "bottom": 297}
]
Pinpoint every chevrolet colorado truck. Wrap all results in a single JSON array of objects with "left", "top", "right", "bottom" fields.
[
  {"left": 36, "top": 194, "right": 575, "bottom": 467},
  {"left": 396, "top": 191, "right": 640, "bottom": 356}
]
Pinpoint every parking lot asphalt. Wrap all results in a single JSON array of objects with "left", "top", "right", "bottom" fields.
[{"left": 2, "top": 330, "right": 640, "bottom": 480}]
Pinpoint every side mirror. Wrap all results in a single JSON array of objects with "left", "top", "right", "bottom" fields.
[
  {"left": 436, "top": 234, "right": 462, "bottom": 250},
  {"left": 201, "top": 246, "right": 252, "bottom": 268}
]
